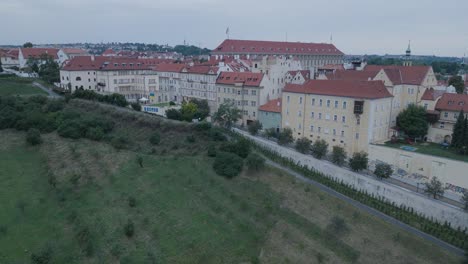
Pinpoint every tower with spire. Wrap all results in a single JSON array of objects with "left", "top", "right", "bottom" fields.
[{"left": 403, "top": 41, "right": 412, "bottom": 66}]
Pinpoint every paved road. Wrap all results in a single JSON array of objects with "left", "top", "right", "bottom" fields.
[
  {"left": 265, "top": 159, "right": 465, "bottom": 256},
  {"left": 32, "top": 82, "right": 61, "bottom": 98}
]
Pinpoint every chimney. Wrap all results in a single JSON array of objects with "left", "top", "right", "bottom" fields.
[{"left": 91, "top": 55, "right": 95, "bottom": 61}]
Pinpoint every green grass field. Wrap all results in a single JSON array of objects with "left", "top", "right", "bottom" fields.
[
  {"left": 0, "top": 97, "right": 463, "bottom": 263},
  {"left": 384, "top": 141, "right": 468, "bottom": 162},
  {"left": 0, "top": 77, "right": 47, "bottom": 96}
]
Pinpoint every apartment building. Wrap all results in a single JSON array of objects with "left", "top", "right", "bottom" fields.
[
  {"left": 216, "top": 72, "right": 271, "bottom": 125},
  {"left": 282, "top": 80, "right": 393, "bottom": 154},
  {"left": 426, "top": 93, "right": 468, "bottom": 143},
  {"left": 57, "top": 48, "right": 89, "bottom": 65},
  {"left": 179, "top": 65, "right": 219, "bottom": 112},
  {"left": 0, "top": 49, "right": 19, "bottom": 67},
  {"left": 152, "top": 63, "right": 185, "bottom": 103},
  {"left": 211, "top": 39, "right": 344, "bottom": 72}
]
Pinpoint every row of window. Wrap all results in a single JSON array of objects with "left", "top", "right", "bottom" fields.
[
  {"left": 219, "top": 87, "right": 258, "bottom": 96},
  {"left": 287, "top": 96, "right": 348, "bottom": 109}
]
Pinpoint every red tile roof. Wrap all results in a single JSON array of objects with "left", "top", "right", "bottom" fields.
[
  {"left": 182, "top": 65, "right": 218, "bottom": 75},
  {"left": 2, "top": 49, "right": 19, "bottom": 59},
  {"left": 288, "top": 70, "right": 311, "bottom": 80},
  {"left": 325, "top": 70, "right": 377, "bottom": 81},
  {"left": 284, "top": 80, "right": 392, "bottom": 99},
  {"left": 62, "top": 56, "right": 106, "bottom": 71},
  {"left": 435, "top": 93, "right": 468, "bottom": 112},
  {"left": 102, "top": 48, "right": 116, "bottom": 55},
  {"left": 212, "top": 39, "right": 344, "bottom": 55},
  {"left": 421, "top": 88, "right": 444, "bottom": 101},
  {"left": 62, "top": 56, "right": 172, "bottom": 71},
  {"left": 20, "top": 48, "right": 59, "bottom": 59},
  {"left": 364, "top": 65, "right": 431, "bottom": 85},
  {"left": 259, "top": 98, "right": 282, "bottom": 113},
  {"left": 319, "top": 64, "right": 345, "bottom": 70},
  {"left": 152, "top": 63, "right": 185, "bottom": 73},
  {"left": 62, "top": 48, "right": 88, "bottom": 54},
  {"left": 216, "top": 72, "right": 264, "bottom": 87}
]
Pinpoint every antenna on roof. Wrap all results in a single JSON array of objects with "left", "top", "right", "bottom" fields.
[
  {"left": 226, "top": 27, "right": 230, "bottom": 40},
  {"left": 330, "top": 34, "right": 333, "bottom": 44}
]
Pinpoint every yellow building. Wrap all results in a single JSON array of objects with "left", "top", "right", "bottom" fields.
[{"left": 282, "top": 80, "right": 393, "bottom": 155}]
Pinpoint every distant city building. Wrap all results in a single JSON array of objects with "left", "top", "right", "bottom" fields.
[
  {"left": 0, "top": 48, "right": 19, "bottom": 67},
  {"left": 18, "top": 48, "right": 60, "bottom": 68},
  {"left": 211, "top": 39, "right": 344, "bottom": 72},
  {"left": 57, "top": 48, "right": 89, "bottom": 65}
]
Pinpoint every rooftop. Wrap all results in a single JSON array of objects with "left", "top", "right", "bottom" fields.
[
  {"left": 216, "top": 72, "right": 264, "bottom": 87},
  {"left": 259, "top": 98, "right": 282, "bottom": 113},
  {"left": 435, "top": 93, "right": 468, "bottom": 112}
]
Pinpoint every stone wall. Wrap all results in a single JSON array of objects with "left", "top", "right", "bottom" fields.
[{"left": 235, "top": 128, "right": 468, "bottom": 229}]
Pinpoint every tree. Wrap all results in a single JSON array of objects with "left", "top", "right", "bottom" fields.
[
  {"left": 331, "top": 146, "right": 346, "bottom": 166},
  {"left": 213, "top": 152, "right": 244, "bottom": 178},
  {"left": 448, "top": 75, "right": 465, "bottom": 94},
  {"left": 295, "top": 137, "right": 311, "bottom": 154},
  {"left": 424, "top": 177, "right": 445, "bottom": 199},
  {"left": 248, "top": 120, "right": 262, "bottom": 135},
  {"left": 452, "top": 110, "right": 465, "bottom": 151},
  {"left": 166, "top": 108, "right": 182, "bottom": 120},
  {"left": 220, "top": 138, "right": 251, "bottom": 158},
  {"left": 26, "top": 128, "right": 42, "bottom": 145},
  {"left": 461, "top": 191, "right": 468, "bottom": 211},
  {"left": 349, "top": 152, "right": 368, "bottom": 172},
  {"left": 149, "top": 132, "right": 161, "bottom": 145},
  {"left": 374, "top": 163, "right": 393, "bottom": 179},
  {"left": 23, "top": 42, "right": 33, "bottom": 48},
  {"left": 311, "top": 139, "right": 328, "bottom": 159},
  {"left": 396, "top": 104, "right": 429, "bottom": 139},
  {"left": 180, "top": 101, "right": 198, "bottom": 121},
  {"left": 191, "top": 99, "right": 210, "bottom": 120},
  {"left": 38, "top": 55, "right": 60, "bottom": 84},
  {"left": 246, "top": 153, "right": 266, "bottom": 171},
  {"left": 130, "top": 102, "right": 141, "bottom": 111},
  {"left": 264, "top": 128, "right": 278, "bottom": 139},
  {"left": 213, "top": 102, "right": 241, "bottom": 128},
  {"left": 277, "top": 128, "right": 294, "bottom": 145}
]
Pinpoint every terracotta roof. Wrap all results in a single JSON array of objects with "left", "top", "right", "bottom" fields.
[
  {"left": 2, "top": 49, "right": 19, "bottom": 59},
  {"left": 421, "top": 88, "right": 444, "bottom": 101},
  {"left": 62, "top": 56, "right": 171, "bottom": 71},
  {"left": 283, "top": 80, "right": 393, "bottom": 99},
  {"left": 435, "top": 93, "right": 468, "bottom": 112},
  {"left": 288, "top": 70, "right": 311, "bottom": 80},
  {"left": 212, "top": 39, "right": 344, "bottom": 55},
  {"left": 182, "top": 65, "right": 218, "bottom": 74},
  {"left": 364, "top": 65, "right": 431, "bottom": 85},
  {"left": 152, "top": 63, "right": 185, "bottom": 73},
  {"left": 325, "top": 70, "right": 378, "bottom": 81},
  {"left": 20, "top": 48, "right": 59, "bottom": 59},
  {"left": 62, "top": 48, "right": 88, "bottom": 54},
  {"left": 216, "top": 72, "right": 264, "bottom": 87},
  {"left": 102, "top": 48, "right": 116, "bottom": 55},
  {"left": 259, "top": 98, "right": 282, "bottom": 113},
  {"left": 319, "top": 64, "right": 345, "bottom": 70}
]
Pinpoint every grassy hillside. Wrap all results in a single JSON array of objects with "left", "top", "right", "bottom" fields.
[
  {"left": 0, "top": 76, "right": 47, "bottom": 96},
  {"left": 0, "top": 97, "right": 463, "bottom": 263}
]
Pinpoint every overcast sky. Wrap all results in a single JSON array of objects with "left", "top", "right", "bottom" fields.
[{"left": 1, "top": 0, "right": 467, "bottom": 56}]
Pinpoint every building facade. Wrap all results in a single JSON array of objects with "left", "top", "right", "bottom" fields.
[
  {"left": 258, "top": 98, "right": 282, "bottom": 131},
  {"left": 282, "top": 80, "right": 393, "bottom": 154},
  {"left": 19, "top": 48, "right": 60, "bottom": 68}
]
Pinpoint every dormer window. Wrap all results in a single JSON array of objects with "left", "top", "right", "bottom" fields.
[{"left": 459, "top": 101, "right": 465, "bottom": 106}]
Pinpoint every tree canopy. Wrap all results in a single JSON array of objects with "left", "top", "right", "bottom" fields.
[
  {"left": 213, "top": 102, "right": 241, "bottom": 128},
  {"left": 448, "top": 76, "right": 465, "bottom": 94},
  {"left": 23, "top": 42, "right": 33, "bottom": 48},
  {"left": 396, "top": 104, "right": 429, "bottom": 139}
]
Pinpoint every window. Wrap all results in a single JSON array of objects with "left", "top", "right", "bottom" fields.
[
  {"left": 334, "top": 100, "right": 338, "bottom": 108},
  {"left": 454, "top": 113, "right": 458, "bottom": 119},
  {"left": 333, "top": 129, "right": 336, "bottom": 135},
  {"left": 298, "top": 111, "right": 302, "bottom": 117},
  {"left": 342, "top": 116, "right": 346, "bottom": 123},
  {"left": 324, "top": 128, "right": 329, "bottom": 134},
  {"left": 311, "top": 98, "right": 315, "bottom": 105},
  {"left": 287, "top": 96, "right": 290, "bottom": 103},
  {"left": 318, "top": 127, "right": 321, "bottom": 133},
  {"left": 310, "top": 125, "right": 314, "bottom": 132},
  {"left": 318, "top": 113, "right": 322, "bottom": 119},
  {"left": 333, "top": 115, "right": 337, "bottom": 121},
  {"left": 76, "top": 77, "right": 81, "bottom": 81},
  {"left": 311, "top": 112, "right": 314, "bottom": 118},
  {"left": 319, "top": 99, "right": 323, "bottom": 106},
  {"left": 325, "top": 114, "right": 330, "bottom": 120},
  {"left": 299, "top": 97, "right": 303, "bottom": 104},
  {"left": 252, "top": 90, "right": 257, "bottom": 96},
  {"left": 251, "top": 101, "right": 256, "bottom": 107},
  {"left": 343, "top": 101, "right": 347, "bottom": 109},
  {"left": 253, "top": 111, "right": 256, "bottom": 117},
  {"left": 439, "top": 122, "right": 445, "bottom": 128},
  {"left": 355, "top": 133, "right": 360, "bottom": 139},
  {"left": 444, "top": 112, "right": 448, "bottom": 118},
  {"left": 341, "top": 131, "right": 345, "bottom": 137},
  {"left": 357, "top": 118, "right": 360, "bottom": 125},
  {"left": 326, "top": 100, "right": 330, "bottom": 107}
]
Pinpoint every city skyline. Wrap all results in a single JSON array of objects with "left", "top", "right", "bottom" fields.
[{"left": 0, "top": 0, "right": 467, "bottom": 57}]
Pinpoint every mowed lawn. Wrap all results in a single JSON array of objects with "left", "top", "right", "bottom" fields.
[
  {"left": 0, "top": 130, "right": 462, "bottom": 264},
  {"left": 0, "top": 77, "right": 47, "bottom": 96}
]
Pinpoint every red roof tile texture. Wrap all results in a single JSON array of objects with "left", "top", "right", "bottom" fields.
[
  {"left": 325, "top": 70, "right": 378, "bottom": 81},
  {"left": 212, "top": 39, "right": 344, "bottom": 55},
  {"left": 259, "top": 98, "right": 282, "bottom": 113},
  {"left": 62, "top": 56, "right": 173, "bottom": 71},
  {"left": 62, "top": 48, "right": 88, "bottom": 54},
  {"left": 435, "top": 93, "right": 468, "bottom": 112},
  {"left": 421, "top": 88, "right": 444, "bottom": 101},
  {"left": 183, "top": 65, "right": 218, "bottom": 74},
  {"left": 365, "top": 65, "right": 431, "bottom": 85},
  {"left": 284, "top": 80, "right": 393, "bottom": 99},
  {"left": 216, "top": 72, "right": 264, "bottom": 87},
  {"left": 21, "top": 48, "right": 59, "bottom": 59}
]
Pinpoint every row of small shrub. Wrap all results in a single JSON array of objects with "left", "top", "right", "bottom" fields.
[
  {"left": 233, "top": 131, "right": 468, "bottom": 250},
  {"left": 69, "top": 89, "right": 128, "bottom": 107}
]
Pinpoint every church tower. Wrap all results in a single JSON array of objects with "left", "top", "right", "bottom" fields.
[{"left": 403, "top": 41, "right": 412, "bottom": 66}]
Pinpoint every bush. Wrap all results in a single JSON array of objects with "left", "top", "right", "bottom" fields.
[
  {"left": 374, "top": 163, "right": 393, "bottom": 179},
  {"left": 326, "top": 216, "right": 349, "bottom": 238},
  {"left": 130, "top": 102, "right": 141, "bottom": 111},
  {"left": 31, "top": 246, "right": 53, "bottom": 264},
  {"left": 186, "top": 134, "right": 196, "bottom": 143},
  {"left": 248, "top": 120, "right": 262, "bottom": 135},
  {"left": 213, "top": 152, "right": 244, "bottom": 178},
  {"left": 166, "top": 108, "right": 182, "bottom": 120},
  {"left": 246, "top": 153, "right": 266, "bottom": 171},
  {"left": 44, "top": 99, "right": 65, "bottom": 113},
  {"left": 331, "top": 146, "right": 346, "bottom": 166},
  {"left": 264, "top": 128, "right": 278, "bottom": 139},
  {"left": 220, "top": 138, "right": 251, "bottom": 158},
  {"left": 207, "top": 145, "right": 217, "bottom": 157},
  {"left": 111, "top": 134, "right": 129, "bottom": 150},
  {"left": 295, "top": 137, "right": 311, "bottom": 154},
  {"left": 311, "top": 139, "right": 328, "bottom": 159},
  {"left": 26, "top": 128, "right": 42, "bottom": 145},
  {"left": 124, "top": 220, "right": 135, "bottom": 238},
  {"left": 278, "top": 128, "right": 294, "bottom": 145},
  {"left": 57, "top": 120, "right": 85, "bottom": 139},
  {"left": 149, "top": 132, "right": 161, "bottom": 145},
  {"left": 194, "top": 121, "right": 212, "bottom": 131},
  {"left": 209, "top": 127, "right": 227, "bottom": 141},
  {"left": 85, "top": 127, "right": 104, "bottom": 141},
  {"left": 169, "top": 101, "right": 176, "bottom": 106},
  {"left": 349, "top": 152, "right": 368, "bottom": 172}
]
